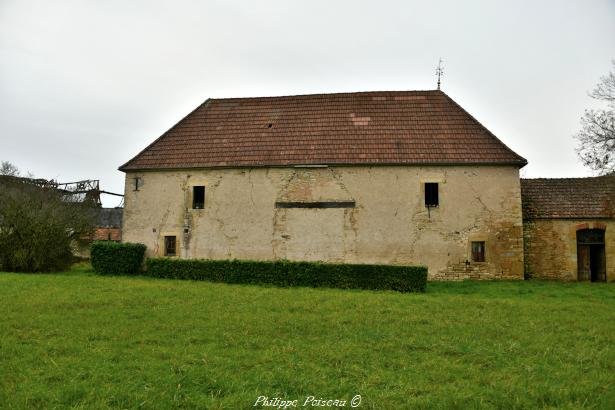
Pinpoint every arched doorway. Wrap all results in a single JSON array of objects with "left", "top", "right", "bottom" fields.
[{"left": 577, "top": 229, "right": 606, "bottom": 282}]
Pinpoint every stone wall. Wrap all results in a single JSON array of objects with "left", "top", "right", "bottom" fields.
[
  {"left": 523, "top": 219, "right": 615, "bottom": 281},
  {"left": 92, "top": 227, "right": 121, "bottom": 241},
  {"left": 122, "top": 165, "right": 524, "bottom": 280}
]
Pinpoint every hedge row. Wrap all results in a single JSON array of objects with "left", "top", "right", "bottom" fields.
[
  {"left": 90, "top": 241, "right": 146, "bottom": 275},
  {"left": 145, "top": 258, "right": 427, "bottom": 292}
]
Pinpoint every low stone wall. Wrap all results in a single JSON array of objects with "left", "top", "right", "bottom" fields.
[{"left": 432, "top": 261, "right": 521, "bottom": 281}]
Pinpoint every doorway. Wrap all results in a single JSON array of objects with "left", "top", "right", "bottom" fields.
[{"left": 577, "top": 229, "right": 606, "bottom": 282}]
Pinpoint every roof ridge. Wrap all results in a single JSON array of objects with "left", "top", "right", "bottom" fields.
[
  {"left": 209, "top": 89, "right": 440, "bottom": 101},
  {"left": 522, "top": 175, "right": 614, "bottom": 181}
]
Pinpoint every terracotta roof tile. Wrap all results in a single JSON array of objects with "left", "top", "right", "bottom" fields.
[
  {"left": 521, "top": 176, "right": 615, "bottom": 219},
  {"left": 119, "top": 90, "right": 526, "bottom": 171}
]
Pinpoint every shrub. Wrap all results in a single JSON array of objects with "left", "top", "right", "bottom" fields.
[
  {"left": 0, "top": 175, "right": 96, "bottom": 272},
  {"left": 91, "top": 242, "right": 146, "bottom": 275},
  {"left": 145, "top": 258, "right": 427, "bottom": 292}
]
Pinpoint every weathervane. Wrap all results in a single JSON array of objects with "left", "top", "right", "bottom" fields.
[{"left": 435, "top": 58, "right": 444, "bottom": 90}]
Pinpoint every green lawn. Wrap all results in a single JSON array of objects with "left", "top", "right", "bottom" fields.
[{"left": 1, "top": 266, "right": 614, "bottom": 409}]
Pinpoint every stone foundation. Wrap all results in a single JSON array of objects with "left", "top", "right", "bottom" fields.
[{"left": 432, "top": 261, "right": 520, "bottom": 281}]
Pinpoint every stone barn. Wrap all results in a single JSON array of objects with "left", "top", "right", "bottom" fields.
[
  {"left": 119, "top": 90, "right": 528, "bottom": 280},
  {"left": 92, "top": 208, "right": 123, "bottom": 242},
  {"left": 522, "top": 176, "right": 615, "bottom": 282}
]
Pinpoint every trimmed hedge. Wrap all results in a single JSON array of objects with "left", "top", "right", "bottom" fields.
[
  {"left": 145, "top": 258, "right": 427, "bottom": 292},
  {"left": 91, "top": 241, "right": 146, "bottom": 275}
]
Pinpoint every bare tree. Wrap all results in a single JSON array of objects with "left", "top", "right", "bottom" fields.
[
  {"left": 0, "top": 161, "right": 20, "bottom": 177},
  {"left": 575, "top": 61, "right": 615, "bottom": 174}
]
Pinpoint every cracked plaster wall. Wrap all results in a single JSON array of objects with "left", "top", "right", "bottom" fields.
[{"left": 122, "top": 165, "right": 524, "bottom": 280}]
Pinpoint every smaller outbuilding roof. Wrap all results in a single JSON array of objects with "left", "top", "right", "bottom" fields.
[
  {"left": 97, "top": 208, "right": 123, "bottom": 228},
  {"left": 521, "top": 176, "right": 615, "bottom": 219}
]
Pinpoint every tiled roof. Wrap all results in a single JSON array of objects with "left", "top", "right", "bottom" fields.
[
  {"left": 97, "top": 208, "right": 123, "bottom": 228},
  {"left": 521, "top": 176, "right": 615, "bottom": 219},
  {"left": 119, "top": 90, "right": 527, "bottom": 171}
]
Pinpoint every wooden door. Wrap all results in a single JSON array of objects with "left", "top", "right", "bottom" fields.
[
  {"left": 590, "top": 245, "right": 606, "bottom": 282},
  {"left": 577, "top": 244, "right": 591, "bottom": 281}
]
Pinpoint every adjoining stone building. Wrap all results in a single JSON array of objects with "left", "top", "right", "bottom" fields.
[
  {"left": 119, "top": 90, "right": 528, "bottom": 280},
  {"left": 91, "top": 208, "right": 123, "bottom": 242},
  {"left": 521, "top": 176, "right": 615, "bottom": 282},
  {"left": 74, "top": 207, "right": 123, "bottom": 258}
]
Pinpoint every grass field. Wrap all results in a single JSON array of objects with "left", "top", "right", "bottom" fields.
[{"left": 1, "top": 265, "right": 615, "bottom": 409}]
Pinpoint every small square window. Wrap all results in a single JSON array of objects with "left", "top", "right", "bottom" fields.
[
  {"left": 425, "top": 183, "right": 439, "bottom": 207},
  {"left": 472, "top": 241, "right": 485, "bottom": 262},
  {"left": 164, "top": 236, "right": 177, "bottom": 257},
  {"left": 192, "top": 186, "right": 205, "bottom": 209}
]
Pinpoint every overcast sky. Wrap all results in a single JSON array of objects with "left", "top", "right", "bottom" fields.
[{"left": 1, "top": 0, "right": 614, "bottom": 206}]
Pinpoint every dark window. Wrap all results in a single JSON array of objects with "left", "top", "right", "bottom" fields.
[
  {"left": 425, "top": 183, "right": 439, "bottom": 207},
  {"left": 133, "top": 177, "right": 141, "bottom": 191},
  {"left": 577, "top": 229, "right": 605, "bottom": 245},
  {"left": 275, "top": 201, "right": 355, "bottom": 209},
  {"left": 192, "top": 186, "right": 205, "bottom": 209},
  {"left": 164, "top": 236, "right": 177, "bottom": 256},
  {"left": 472, "top": 241, "right": 485, "bottom": 262}
]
